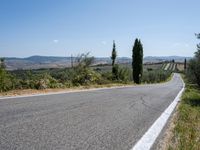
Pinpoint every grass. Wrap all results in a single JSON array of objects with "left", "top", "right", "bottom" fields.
[
  {"left": 168, "top": 76, "right": 200, "bottom": 150},
  {"left": 92, "top": 63, "right": 164, "bottom": 72}
]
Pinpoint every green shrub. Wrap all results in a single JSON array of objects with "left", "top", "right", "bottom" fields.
[
  {"left": 0, "top": 69, "right": 14, "bottom": 92},
  {"left": 34, "top": 73, "right": 63, "bottom": 89},
  {"left": 118, "top": 67, "right": 132, "bottom": 83},
  {"left": 111, "top": 65, "right": 132, "bottom": 82},
  {"left": 101, "top": 71, "right": 113, "bottom": 81},
  {"left": 186, "top": 33, "right": 200, "bottom": 87},
  {"left": 142, "top": 70, "right": 171, "bottom": 83},
  {"left": 72, "top": 68, "right": 102, "bottom": 86},
  {"left": 187, "top": 58, "right": 200, "bottom": 87},
  {"left": 112, "top": 64, "right": 119, "bottom": 80},
  {"left": 64, "top": 81, "right": 73, "bottom": 88}
]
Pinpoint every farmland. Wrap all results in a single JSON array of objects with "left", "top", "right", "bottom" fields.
[
  {"left": 0, "top": 59, "right": 185, "bottom": 93},
  {"left": 93, "top": 62, "right": 185, "bottom": 72}
]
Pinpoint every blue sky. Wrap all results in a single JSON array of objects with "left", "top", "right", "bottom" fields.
[{"left": 0, "top": 0, "right": 199, "bottom": 57}]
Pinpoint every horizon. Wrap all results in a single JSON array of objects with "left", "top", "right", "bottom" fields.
[
  {"left": 0, "top": 0, "right": 199, "bottom": 58},
  {"left": 4, "top": 54, "right": 192, "bottom": 59}
]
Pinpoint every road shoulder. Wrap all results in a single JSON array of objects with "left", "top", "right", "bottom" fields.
[{"left": 151, "top": 103, "right": 180, "bottom": 150}]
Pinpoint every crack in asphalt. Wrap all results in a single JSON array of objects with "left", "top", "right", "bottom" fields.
[
  {"left": 0, "top": 74, "right": 183, "bottom": 150},
  {"left": 139, "top": 96, "right": 171, "bottom": 115}
]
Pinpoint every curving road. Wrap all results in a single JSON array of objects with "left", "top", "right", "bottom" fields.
[{"left": 0, "top": 74, "right": 183, "bottom": 150}]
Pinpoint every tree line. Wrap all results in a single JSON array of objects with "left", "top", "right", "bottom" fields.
[
  {"left": 0, "top": 38, "right": 173, "bottom": 92},
  {"left": 186, "top": 33, "right": 200, "bottom": 87},
  {"left": 111, "top": 38, "right": 143, "bottom": 84}
]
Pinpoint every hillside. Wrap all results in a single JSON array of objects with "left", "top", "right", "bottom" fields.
[{"left": 4, "top": 55, "right": 190, "bottom": 70}]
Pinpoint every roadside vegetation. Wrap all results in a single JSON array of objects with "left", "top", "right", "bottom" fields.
[
  {"left": 168, "top": 77, "right": 200, "bottom": 150},
  {"left": 168, "top": 34, "right": 200, "bottom": 150},
  {"left": 0, "top": 39, "right": 177, "bottom": 93},
  {"left": 132, "top": 38, "right": 143, "bottom": 84},
  {"left": 0, "top": 61, "right": 175, "bottom": 93},
  {"left": 142, "top": 70, "right": 171, "bottom": 83}
]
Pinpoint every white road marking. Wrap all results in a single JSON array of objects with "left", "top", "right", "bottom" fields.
[
  {"left": 131, "top": 76, "right": 185, "bottom": 150},
  {"left": 0, "top": 74, "right": 183, "bottom": 149}
]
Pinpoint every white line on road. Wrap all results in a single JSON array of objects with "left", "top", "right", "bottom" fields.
[{"left": 131, "top": 75, "right": 185, "bottom": 150}]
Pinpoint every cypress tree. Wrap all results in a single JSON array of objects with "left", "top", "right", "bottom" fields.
[
  {"left": 184, "top": 58, "right": 187, "bottom": 70},
  {"left": 111, "top": 40, "right": 117, "bottom": 66},
  {"left": 111, "top": 41, "right": 118, "bottom": 79},
  {"left": 132, "top": 39, "right": 143, "bottom": 84},
  {"left": 0, "top": 58, "right": 5, "bottom": 69}
]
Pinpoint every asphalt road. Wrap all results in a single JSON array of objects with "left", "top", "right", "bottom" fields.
[{"left": 0, "top": 74, "right": 183, "bottom": 150}]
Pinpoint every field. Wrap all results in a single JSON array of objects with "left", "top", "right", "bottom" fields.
[
  {"left": 10, "top": 62, "right": 185, "bottom": 81},
  {"left": 0, "top": 61, "right": 184, "bottom": 93},
  {"left": 92, "top": 62, "right": 185, "bottom": 72}
]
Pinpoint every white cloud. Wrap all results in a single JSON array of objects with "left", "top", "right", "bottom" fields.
[
  {"left": 53, "top": 40, "right": 59, "bottom": 43},
  {"left": 172, "top": 42, "right": 181, "bottom": 47},
  {"left": 172, "top": 42, "right": 190, "bottom": 48},
  {"left": 101, "top": 41, "right": 107, "bottom": 45},
  {"left": 185, "top": 43, "right": 190, "bottom": 47}
]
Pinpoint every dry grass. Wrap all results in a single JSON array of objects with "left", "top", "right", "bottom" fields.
[
  {"left": 155, "top": 103, "right": 180, "bottom": 150},
  {"left": 0, "top": 73, "right": 172, "bottom": 97},
  {"left": 0, "top": 83, "right": 134, "bottom": 97},
  {"left": 167, "top": 80, "right": 200, "bottom": 150},
  {"left": 176, "top": 63, "right": 185, "bottom": 71}
]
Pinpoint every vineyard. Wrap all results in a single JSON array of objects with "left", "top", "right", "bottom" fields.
[
  {"left": 145, "top": 62, "right": 185, "bottom": 72},
  {"left": 92, "top": 62, "right": 185, "bottom": 73}
]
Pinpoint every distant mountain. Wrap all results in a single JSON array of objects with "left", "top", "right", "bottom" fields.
[
  {"left": 6, "top": 55, "right": 69, "bottom": 62},
  {"left": 5, "top": 55, "right": 72, "bottom": 70},
  {"left": 3, "top": 55, "right": 191, "bottom": 70}
]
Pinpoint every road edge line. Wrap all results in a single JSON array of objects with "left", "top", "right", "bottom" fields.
[{"left": 131, "top": 74, "right": 185, "bottom": 150}]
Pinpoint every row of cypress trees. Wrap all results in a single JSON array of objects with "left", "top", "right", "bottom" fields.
[{"left": 111, "top": 38, "right": 143, "bottom": 84}]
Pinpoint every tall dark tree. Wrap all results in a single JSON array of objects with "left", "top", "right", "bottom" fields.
[
  {"left": 111, "top": 41, "right": 118, "bottom": 79},
  {"left": 111, "top": 40, "right": 117, "bottom": 66},
  {"left": 184, "top": 58, "right": 187, "bottom": 70},
  {"left": 132, "top": 38, "right": 143, "bottom": 84},
  {"left": 187, "top": 33, "right": 200, "bottom": 87},
  {"left": 195, "top": 33, "right": 200, "bottom": 59},
  {"left": 0, "top": 58, "right": 5, "bottom": 69}
]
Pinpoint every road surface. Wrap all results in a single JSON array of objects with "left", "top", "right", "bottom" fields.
[{"left": 0, "top": 74, "right": 183, "bottom": 150}]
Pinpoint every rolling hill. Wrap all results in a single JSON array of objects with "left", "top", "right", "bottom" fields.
[{"left": 3, "top": 55, "right": 191, "bottom": 70}]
